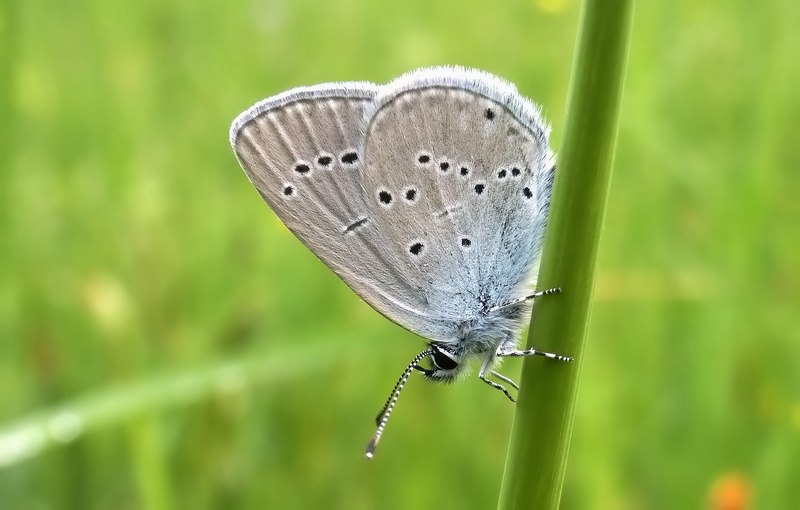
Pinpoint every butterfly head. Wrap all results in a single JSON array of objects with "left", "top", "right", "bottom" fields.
[{"left": 419, "top": 343, "right": 468, "bottom": 383}]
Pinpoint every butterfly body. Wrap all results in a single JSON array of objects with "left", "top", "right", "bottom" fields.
[{"left": 230, "top": 67, "right": 571, "bottom": 456}]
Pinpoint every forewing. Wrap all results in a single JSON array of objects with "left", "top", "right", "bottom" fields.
[{"left": 230, "top": 83, "right": 457, "bottom": 341}]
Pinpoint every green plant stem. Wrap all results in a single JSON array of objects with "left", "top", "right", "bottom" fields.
[
  {"left": 128, "top": 414, "right": 173, "bottom": 510},
  {"left": 498, "top": 1, "right": 634, "bottom": 508}
]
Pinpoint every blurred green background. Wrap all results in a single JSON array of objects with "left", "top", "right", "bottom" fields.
[{"left": 1, "top": 0, "right": 798, "bottom": 508}]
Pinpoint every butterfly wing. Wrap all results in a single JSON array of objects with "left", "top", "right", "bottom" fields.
[
  {"left": 230, "top": 82, "right": 457, "bottom": 340},
  {"left": 359, "top": 67, "right": 555, "bottom": 328}
]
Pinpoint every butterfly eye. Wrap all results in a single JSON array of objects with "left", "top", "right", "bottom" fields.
[{"left": 431, "top": 347, "right": 459, "bottom": 371}]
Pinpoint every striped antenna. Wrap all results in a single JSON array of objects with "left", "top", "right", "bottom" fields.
[{"left": 365, "top": 348, "right": 432, "bottom": 459}]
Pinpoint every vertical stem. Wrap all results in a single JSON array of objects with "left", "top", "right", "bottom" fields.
[
  {"left": 498, "top": 1, "right": 634, "bottom": 509},
  {"left": 128, "top": 414, "right": 174, "bottom": 510}
]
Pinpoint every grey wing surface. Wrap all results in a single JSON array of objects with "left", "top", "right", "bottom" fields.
[
  {"left": 230, "top": 82, "right": 456, "bottom": 341},
  {"left": 359, "top": 67, "right": 555, "bottom": 330}
]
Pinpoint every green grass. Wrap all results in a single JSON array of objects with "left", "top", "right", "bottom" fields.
[
  {"left": 1, "top": 0, "right": 799, "bottom": 508},
  {"left": 499, "top": 0, "right": 633, "bottom": 507}
]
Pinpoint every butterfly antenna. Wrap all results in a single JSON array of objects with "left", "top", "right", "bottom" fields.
[
  {"left": 488, "top": 287, "right": 562, "bottom": 313},
  {"left": 365, "top": 348, "right": 432, "bottom": 459}
]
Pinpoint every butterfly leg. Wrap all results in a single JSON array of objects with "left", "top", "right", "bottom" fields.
[
  {"left": 488, "top": 287, "right": 562, "bottom": 313},
  {"left": 490, "top": 370, "right": 520, "bottom": 390},
  {"left": 478, "top": 355, "right": 516, "bottom": 402},
  {"left": 479, "top": 372, "right": 516, "bottom": 402},
  {"left": 497, "top": 346, "right": 573, "bottom": 362}
]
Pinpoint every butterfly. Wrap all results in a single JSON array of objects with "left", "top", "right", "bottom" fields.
[{"left": 229, "top": 67, "right": 571, "bottom": 458}]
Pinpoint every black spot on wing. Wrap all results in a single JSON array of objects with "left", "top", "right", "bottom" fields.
[
  {"left": 378, "top": 190, "right": 392, "bottom": 205},
  {"left": 409, "top": 242, "right": 424, "bottom": 256},
  {"left": 343, "top": 217, "right": 369, "bottom": 233},
  {"left": 341, "top": 152, "right": 359, "bottom": 164}
]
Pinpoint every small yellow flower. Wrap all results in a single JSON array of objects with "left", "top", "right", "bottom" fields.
[{"left": 709, "top": 472, "right": 751, "bottom": 510}]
